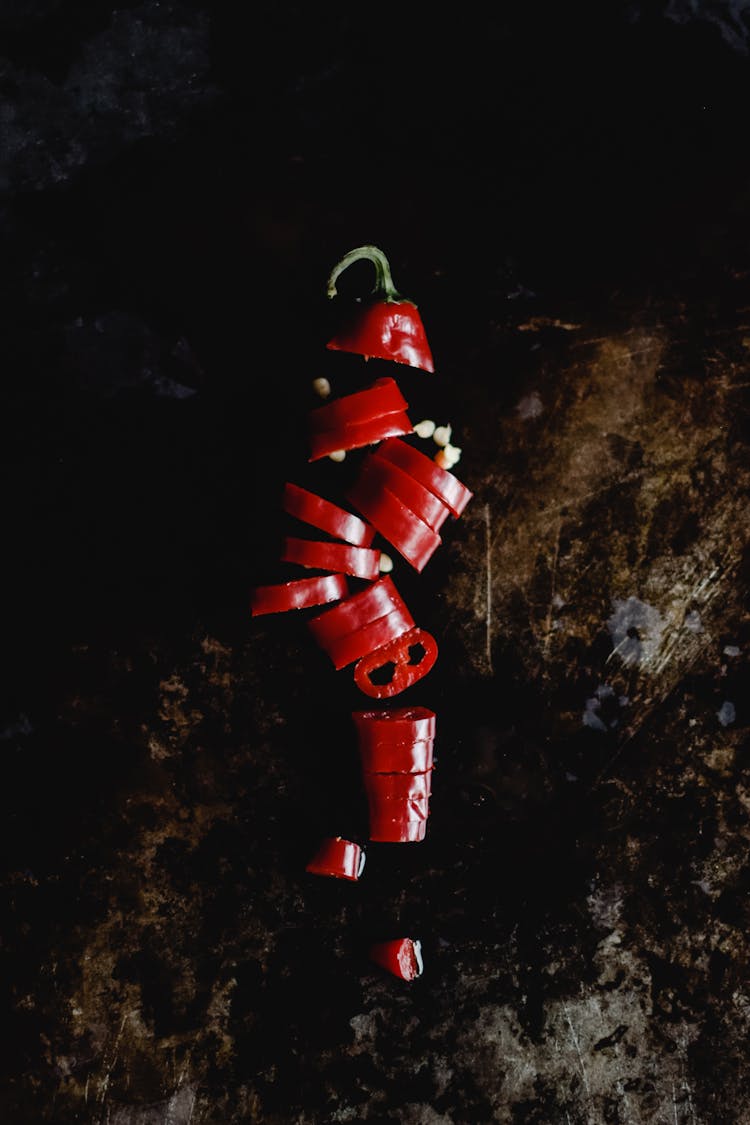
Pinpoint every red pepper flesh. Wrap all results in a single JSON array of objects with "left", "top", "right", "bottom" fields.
[
  {"left": 367, "top": 817, "right": 428, "bottom": 843},
  {"left": 353, "top": 453, "right": 452, "bottom": 533},
  {"left": 305, "top": 837, "right": 365, "bottom": 881},
  {"left": 250, "top": 573, "right": 349, "bottom": 616},
  {"left": 358, "top": 740, "right": 434, "bottom": 774},
  {"left": 352, "top": 706, "right": 436, "bottom": 744},
  {"left": 308, "top": 376, "right": 408, "bottom": 433},
  {"left": 327, "top": 246, "right": 434, "bottom": 374},
  {"left": 316, "top": 604, "right": 415, "bottom": 671},
  {"left": 347, "top": 474, "right": 442, "bottom": 572},
  {"left": 307, "top": 576, "right": 408, "bottom": 647},
  {"left": 281, "top": 536, "right": 381, "bottom": 581},
  {"left": 354, "top": 626, "right": 438, "bottom": 698},
  {"left": 308, "top": 411, "right": 413, "bottom": 462},
  {"left": 282, "top": 483, "right": 375, "bottom": 547},
  {"left": 368, "top": 937, "right": 424, "bottom": 979},
  {"left": 374, "top": 438, "right": 473, "bottom": 518},
  {"left": 364, "top": 770, "right": 433, "bottom": 800}
]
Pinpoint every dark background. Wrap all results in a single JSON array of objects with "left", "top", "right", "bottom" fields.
[{"left": 2, "top": 3, "right": 750, "bottom": 1123}]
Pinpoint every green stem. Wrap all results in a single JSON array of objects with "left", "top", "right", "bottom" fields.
[{"left": 326, "top": 245, "right": 401, "bottom": 301}]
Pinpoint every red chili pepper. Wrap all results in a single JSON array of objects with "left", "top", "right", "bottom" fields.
[
  {"left": 346, "top": 472, "right": 442, "bottom": 573},
  {"left": 305, "top": 837, "right": 365, "bottom": 881},
  {"left": 354, "top": 626, "right": 438, "bottom": 698},
  {"left": 281, "top": 537, "right": 381, "bottom": 581},
  {"left": 327, "top": 246, "right": 435, "bottom": 374},
  {"left": 374, "top": 438, "right": 473, "bottom": 518},
  {"left": 353, "top": 453, "right": 452, "bottom": 533},
  {"left": 352, "top": 706, "right": 436, "bottom": 745},
  {"left": 368, "top": 937, "right": 424, "bottom": 979},
  {"left": 308, "top": 377, "right": 408, "bottom": 433},
  {"left": 282, "top": 483, "right": 375, "bottom": 547},
  {"left": 313, "top": 605, "right": 415, "bottom": 671},
  {"left": 358, "top": 740, "right": 434, "bottom": 774},
  {"left": 250, "top": 573, "right": 349, "bottom": 616},
  {"left": 364, "top": 771, "right": 433, "bottom": 800},
  {"left": 308, "top": 411, "right": 413, "bottom": 462},
  {"left": 367, "top": 816, "right": 427, "bottom": 843},
  {"left": 307, "top": 576, "right": 408, "bottom": 649}
]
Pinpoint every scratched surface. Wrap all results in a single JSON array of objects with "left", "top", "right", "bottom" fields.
[{"left": 3, "top": 5, "right": 750, "bottom": 1124}]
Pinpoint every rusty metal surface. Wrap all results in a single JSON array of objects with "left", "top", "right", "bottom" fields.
[{"left": 3, "top": 5, "right": 750, "bottom": 1124}]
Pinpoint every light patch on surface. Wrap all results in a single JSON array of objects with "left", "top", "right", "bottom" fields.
[
  {"left": 607, "top": 596, "right": 667, "bottom": 669},
  {"left": 515, "top": 391, "right": 544, "bottom": 419},
  {"left": 718, "top": 700, "right": 737, "bottom": 727}
]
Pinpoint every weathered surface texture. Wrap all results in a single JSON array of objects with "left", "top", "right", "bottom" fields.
[{"left": 3, "top": 4, "right": 750, "bottom": 1124}]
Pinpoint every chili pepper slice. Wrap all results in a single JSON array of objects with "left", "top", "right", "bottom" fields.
[
  {"left": 307, "top": 576, "right": 407, "bottom": 647},
  {"left": 363, "top": 771, "right": 433, "bottom": 799},
  {"left": 308, "top": 377, "right": 408, "bottom": 433},
  {"left": 281, "top": 537, "right": 381, "bottom": 581},
  {"left": 347, "top": 477, "right": 442, "bottom": 573},
  {"left": 327, "top": 246, "right": 435, "bottom": 374},
  {"left": 354, "top": 627, "right": 438, "bottom": 698},
  {"left": 308, "top": 411, "right": 413, "bottom": 462},
  {"left": 305, "top": 837, "right": 365, "bottom": 881},
  {"left": 352, "top": 706, "right": 436, "bottom": 743},
  {"left": 368, "top": 789, "right": 430, "bottom": 815},
  {"left": 250, "top": 573, "right": 349, "bottom": 616},
  {"left": 358, "top": 740, "right": 434, "bottom": 774},
  {"left": 282, "top": 483, "right": 375, "bottom": 547},
  {"left": 314, "top": 604, "right": 415, "bottom": 671},
  {"left": 367, "top": 818, "right": 427, "bottom": 843},
  {"left": 374, "top": 437, "right": 473, "bottom": 518},
  {"left": 353, "top": 453, "right": 452, "bottom": 533}
]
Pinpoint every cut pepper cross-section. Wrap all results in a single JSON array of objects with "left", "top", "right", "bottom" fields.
[
  {"left": 308, "top": 376, "right": 413, "bottom": 462},
  {"left": 346, "top": 471, "right": 443, "bottom": 573},
  {"left": 305, "top": 837, "right": 365, "bottom": 881},
  {"left": 374, "top": 437, "right": 473, "bottom": 518},
  {"left": 250, "top": 573, "right": 349, "bottom": 616},
  {"left": 282, "top": 482, "right": 375, "bottom": 547},
  {"left": 368, "top": 937, "right": 424, "bottom": 980},
  {"left": 353, "top": 626, "right": 438, "bottom": 698},
  {"left": 307, "top": 576, "right": 415, "bottom": 671},
  {"left": 281, "top": 537, "right": 381, "bottom": 581}
]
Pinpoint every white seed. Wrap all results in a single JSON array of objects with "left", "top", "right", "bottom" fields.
[
  {"left": 442, "top": 442, "right": 462, "bottom": 465},
  {"left": 328, "top": 449, "right": 346, "bottom": 462},
  {"left": 414, "top": 419, "right": 436, "bottom": 439},
  {"left": 434, "top": 450, "right": 452, "bottom": 470},
  {"left": 433, "top": 424, "right": 452, "bottom": 447},
  {"left": 312, "top": 377, "right": 331, "bottom": 398},
  {"left": 379, "top": 552, "right": 394, "bottom": 573}
]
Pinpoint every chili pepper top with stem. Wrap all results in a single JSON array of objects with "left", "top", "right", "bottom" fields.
[{"left": 326, "top": 245, "right": 435, "bottom": 373}]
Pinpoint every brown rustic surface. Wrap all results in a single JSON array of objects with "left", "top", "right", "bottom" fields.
[{"left": 3, "top": 5, "right": 750, "bottom": 1124}]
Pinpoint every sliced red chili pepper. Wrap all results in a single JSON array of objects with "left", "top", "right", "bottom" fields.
[
  {"left": 250, "top": 573, "right": 349, "bottom": 616},
  {"left": 358, "top": 740, "right": 434, "bottom": 774},
  {"left": 368, "top": 800, "right": 430, "bottom": 827},
  {"left": 305, "top": 837, "right": 365, "bottom": 881},
  {"left": 363, "top": 771, "right": 433, "bottom": 799},
  {"left": 352, "top": 706, "right": 436, "bottom": 744},
  {"left": 282, "top": 483, "right": 375, "bottom": 547},
  {"left": 347, "top": 474, "right": 442, "bottom": 572},
  {"left": 367, "top": 818, "right": 427, "bottom": 843},
  {"left": 308, "top": 411, "right": 413, "bottom": 462},
  {"left": 354, "top": 626, "right": 438, "bottom": 698},
  {"left": 327, "top": 246, "right": 435, "bottom": 374},
  {"left": 374, "top": 437, "right": 473, "bottom": 518},
  {"left": 353, "top": 453, "right": 452, "bottom": 533},
  {"left": 314, "top": 604, "right": 415, "bottom": 671},
  {"left": 307, "top": 576, "right": 407, "bottom": 647},
  {"left": 308, "top": 377, "right": 408, "bottom": 433},
  {"left": 281, "top": 537, "right": 381, "bottom": 581}
]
